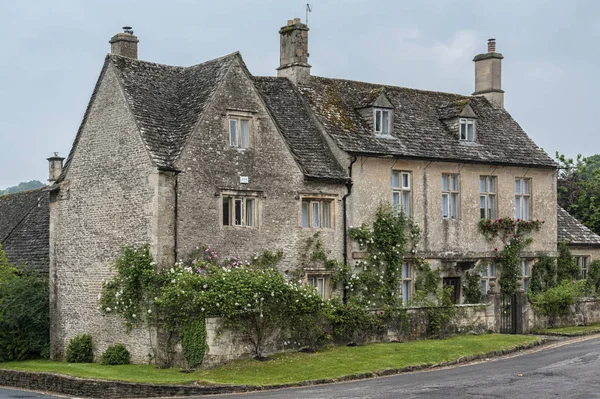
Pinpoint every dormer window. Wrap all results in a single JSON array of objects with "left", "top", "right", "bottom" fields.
[
  {"left": 459, "top": 118, "right": 476, "bottom": 141},
  {"left": 374, "top": 108, "right": 391, "bottom": 135}
]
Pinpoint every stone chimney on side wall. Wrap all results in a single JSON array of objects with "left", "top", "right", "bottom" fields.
[
  {"left": 47, "top": 152, "right": 65, "bottom": 184},
  {"left": 473, "top": 38, "right": 504, "bottom": 108},
  {"left": 109, "top": 26, "right": 139, "bottom": 59},
  {"left": 277, "top": 18, "right": 311, "bottom": 84}
]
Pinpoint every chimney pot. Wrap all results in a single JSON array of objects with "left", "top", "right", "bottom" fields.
[
  {"left": 488, "top": 38, "right": 496, "bottom": 53},
  {"left": 47, "top": 153, "right": 65, "bottom": 184},
  {"left": 277, "top": 18, "right": 311, "bottom": 84},
  {"left": 109, "top": 26, "right": 139, "bottom": 59}
]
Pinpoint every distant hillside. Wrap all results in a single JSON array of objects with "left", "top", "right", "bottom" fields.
[{"left": 0, "top": 180, "right": 45, "bottom": 195}]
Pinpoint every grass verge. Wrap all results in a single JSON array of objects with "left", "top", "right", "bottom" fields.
[
  {"left": 534, "top": 323, "right": 600, "bottom": 336},
  {"left": 0, "top": 334, "right": 540, "bottom": 386}
]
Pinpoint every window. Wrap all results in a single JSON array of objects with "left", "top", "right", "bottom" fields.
[
  {"left": 442, "top": 174, "right": 459, "bottom": 219},
  {"left": 229, "top": 117, "right": 250, "bottom": 148},
  {"left": 522, "top": 259, "right": 532, "bottom": 292},
  {"left": 480, "top": 261, "right": 497, "bottom": 296},
  {"left": 307, "top": 274, "right": 329, "bottom": 299},
  {"left": 392, "top": 171, "right": 411, "bottom": 216},
  {"left": 223, "top": 195, "right": 257, "bottom": 227},
  {"left": 374, "top": 108, "right": 391, "bottom": 135},
  {"left": 515, "top": 178, "right": 532, "bottom": 220},
  {"left": 576, "top": 256, "right": 590, "bottom": 279},
  {"left": 459, "top": 118, "right": 476, "bottom": 141},
  {"left": 401, "top": 263, "right": 413, "bottom": 304},
  {"left": 479, "top": 176, "right": 497, "bottom": 219},
  {"left": 301, "top": 199, "right": 333, "bottom": 228}
]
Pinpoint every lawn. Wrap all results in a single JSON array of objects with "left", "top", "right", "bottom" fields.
[
  {"left": 0, "top": 334, "right": 540, "bottom": 386},
  {"left": 534, "top": 323, "right": 600, "bottom": 336}
]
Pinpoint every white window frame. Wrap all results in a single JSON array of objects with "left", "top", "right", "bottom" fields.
[
  {"left": 480, "top": 176, "right": 497, "bottom": 220},
  {"left": 301, "top": 198, "right": 334, "bottom": 229},
  {"left": 480, "top": 261, "right": 497, "bottom": 296},
  {"left": 228, "top": 116, "right": 251, "bottom": 149},
  {"left": 442, "top": 174, "right": 459, "bottom": 219},
  {"left": 459, "top": 118, "right": 476, "bottom": 141},
  {"left": 515, "top": 177, "right": 532, "bottom": 220},
  {"left": 576, "top": 256, "right": 590, "bottom": 279},
  {"left": 392, "top": 171, "right": 411, "bottom": 216},
  {"left": 222, "top": 193, "right": 258, "bottom": 228},
  {"left": 401, "top": 262, "right": 413, "bottom": 305},
  {"left": 306, "top": 273, "right": 330, "bottom": 299},
  {"left": 374, "top": 108, "right": 391, "bottom": 136}
]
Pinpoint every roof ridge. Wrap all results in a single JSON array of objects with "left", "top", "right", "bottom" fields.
[
  {"left": 306, "top": 75, "right": 470, "bottom": 98},
  {"left": 0, "top": 186, "right": 47, "bottom": 198},
  {"left": 108, "top": 51, "right": 241, "bottom": 70}
]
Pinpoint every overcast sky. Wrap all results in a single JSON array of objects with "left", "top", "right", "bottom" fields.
[{"left": 0, "top": 0, "right": 598, "bottom": 189}]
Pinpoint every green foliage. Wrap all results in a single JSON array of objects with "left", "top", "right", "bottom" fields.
[
  {"left": 66, "top": 334, "right": 94, "bottom": 363},
  {"left": 530, "top": 280, "right": 585, "bottom": 327},
  {"left": 181, "top": 317, "right": 208, "bottom": 369},
  {"left": 100, "top": 344, "right": 130, "bottom": 365},
  {"left": 413, "top": 260, "right": 441, "bottom": 295},
  {"left": 529, "top": 255, "right": 557, "bottom": 295},
  {"left": 0, "top": 245, "right": 49, "bottom": 362},
  {"left": 0, "top": 180, "right": 44, "bottom": 195},
  {"left": 463, "top": 265, "right": 484, "bottom": 304},
  {"left": 556, "top": 152, "right": 600, "bottom": 235},
  {"left": 585, "top": 260, "right": 600, "bottom": 295},
  {"left": 479, "top": 217, "right": 542, "bottom": 295},
  {"left": 100, "top": 245, "right": 160, "bottom": 331},
  {"left": 556, "top": 243, "right": 580, "bottom": 282},
  {"left": 325, "top": 299, "right": 382, "bottom": 345},
  {"left": 380, "top": 306, "right": 409, "bottom": 341},
  {"left": 347, "top": 204, "right": 420, "bottom": 307}
]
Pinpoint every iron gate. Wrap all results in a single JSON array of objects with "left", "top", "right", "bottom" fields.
[{"left": 500, "top": 293, "right": 517, "bottom": 334}]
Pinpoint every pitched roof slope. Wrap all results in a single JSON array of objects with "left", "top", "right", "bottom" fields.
[
  {"left": 557, "top": 206, "right": 600, "bottom": 246},
  {"left": 253, "top": 77, "right": 347, "bottom": 181},
  {"left": 110, "top": 53, "right": 237, "bottom": 168},
  {"left": 0, "top": 188, "right": 49, "bottom": 272},
  {"left": 297, "top": 77, "right": 556, "bottom": 168}
]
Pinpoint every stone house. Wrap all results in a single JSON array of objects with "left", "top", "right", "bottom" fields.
[
  {"left": 49, "top": 19, "right": 560, "bottom": 361},
  {"left": 558, "top": 206, "right": 600, "bottom": 278}
]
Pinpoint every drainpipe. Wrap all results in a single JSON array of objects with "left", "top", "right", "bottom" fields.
[{"left": 342, "top": 155, "right": 358, "bottom": 304}]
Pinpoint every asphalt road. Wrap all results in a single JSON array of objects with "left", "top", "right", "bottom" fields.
[{"left": 2, "top": 336, "right": 600, "bottom": 399}]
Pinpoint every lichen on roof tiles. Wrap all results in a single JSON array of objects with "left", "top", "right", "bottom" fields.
[{"left": 557, "top": 206, "right": 600, "bottom": 246}]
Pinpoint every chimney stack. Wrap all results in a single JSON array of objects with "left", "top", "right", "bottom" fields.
[
  {"left": 277, "top": 18, "right": 311, "bottom": 84},
  {"left": 472, "top": 38, "right": 504, "bottom": 108},
  {"left": 47, "top": 152, "right": 65, "bottom": 184},
  {"left": 109, "top": 26, "right": 139, "bottom": 59}
]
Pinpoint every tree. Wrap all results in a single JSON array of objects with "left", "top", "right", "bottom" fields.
[
  {"left": 0, "top": 180, "right": 44, "bottom": 195},
  {"left": 556, "top": 153, "right": 600, "bottom": 235}
]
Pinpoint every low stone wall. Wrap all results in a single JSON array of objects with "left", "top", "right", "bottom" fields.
[{"left": 527, "top": 298, "right": 600, "bottom": 331}]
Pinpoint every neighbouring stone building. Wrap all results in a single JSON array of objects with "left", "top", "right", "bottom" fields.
[{"left": 40, "top": 18, "right": 586, "bottom": 362}]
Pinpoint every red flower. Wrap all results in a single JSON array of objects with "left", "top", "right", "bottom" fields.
[{"left": 494, "top": 248, "right": 498, "bottom": 251}]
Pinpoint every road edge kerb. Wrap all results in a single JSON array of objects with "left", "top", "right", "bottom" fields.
[
  {"left": 532, "top": 328, "right": 600, "bottom": 337},
  {"left": 0, "top": 337, "right": 555, "bottom": 398}
]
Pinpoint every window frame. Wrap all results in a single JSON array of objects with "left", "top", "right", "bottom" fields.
[
  {"left": 522, "top": 259, "right": 532, "bottom": 292},
  {"left": 576, "top": 256, "right": 590, "bottom": 280},
  {"left": 374, "top": 108, "right": 392, "bottom": 136},
  {"left": 441, "top": 174, "right": 459, "bottom": 219},
  {"left": 306, "top": 273, "right": 331, "bottom": 299},
  {"left": 480, "top": 261, "right": 497, "bottom": 296},
  {"left": 479, "top": 176, "right": 497, "bottom": 220},
  {"left": 227, "top": 112, "right": 254, "bottom": 149},
  {"left": 301, "top": 197, "right": 335, "bottom": 229},
  {"left": 401, "top": 262, "right": 413, "bottom": 305},
  {"left": 392, "top": 171, "right": 412, "bottom": 216},
  {"left": 459, "top": 118, "right": 476, "bottom": 141},
  {"left": 515, "top": 177, "right": 532, "bottom": 220},
  {"left": 222, "top": 191, "right": 260, "bottom": 228}
]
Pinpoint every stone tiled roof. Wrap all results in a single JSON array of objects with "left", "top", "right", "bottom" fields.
[
  {"left": 0, "top": 188, "right": 49, "bottom": 272},
  {"left": 557, "top": 206, "right": 600, "bottom": 246},
  {"left": 297, "top": 77, "right": 557, "bottom": 168},
  {"left": 253, "top": 77, "right": 347, "bottom": 181}
]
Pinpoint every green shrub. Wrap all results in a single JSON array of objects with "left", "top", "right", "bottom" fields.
[
  {"left": 0, "top": 249, "right": 49, "bottom": 362},
  {"left": 325, "top": 300, "right": 382, "bottom": 345},
  {"left": 585, "top": 260, "right": 600, "bottom": 295},
  {"left": 530, "top": 280, "right": 584, "bottom": 327},
  {"left": 463, "top": 266, "right": 484, "bottom": 304},
  {"left": 100, "top": 343, "right": 130, "bottom": 365},
  {"left": 181, "top": 318, "right": 208, "bottom": 369},
  {"left": 66, "top": 334, "right": 94, "bottom": 363}
]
